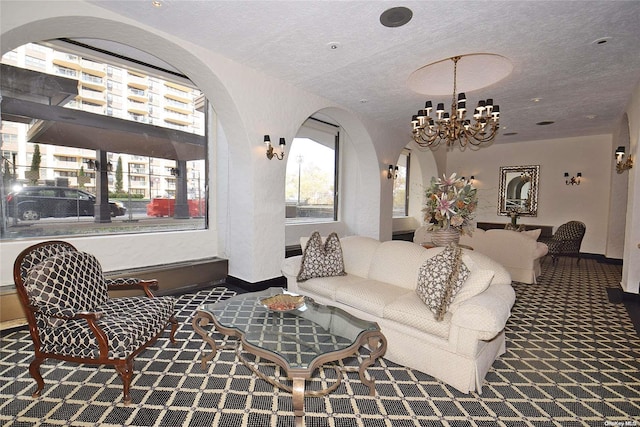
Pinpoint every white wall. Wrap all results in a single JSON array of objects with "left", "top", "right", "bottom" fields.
[
  {"left": 621, "top": 81, "right": 640, "bottom": 294},
  {"left": 608, "top": 115, "right": 630, "bottom": 260},
  {"left": 447, "top": 135, "right": 613, "bottom": 256}
]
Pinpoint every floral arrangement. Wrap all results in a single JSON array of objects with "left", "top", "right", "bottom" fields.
[{"left": 423, "top": 173, "right": 478, "bottom": 235}]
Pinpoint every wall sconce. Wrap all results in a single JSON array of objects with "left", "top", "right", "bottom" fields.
[
  {"left": 564, "top": 172, "right": 581, "bottom": 185},
  {"left": 387, "top": 165, "right": 398, "bottom": 179},
  {"left": 265, "top": 135, "right": 285, "bottom": 160},
  {"left": 461, "top": 175, "right": 475, "bottom": 184},
  {"left": 170, "top": 167, "right": 180, "bottom": 177},
  {"left": 615, "top": 146, "right": 633, "bottom": 173}
]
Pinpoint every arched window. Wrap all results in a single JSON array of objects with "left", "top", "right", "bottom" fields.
[
  {"left": 392, "top": 149, "right": 411, "bottom": 217},
  {"left": 1, "top": 41, "right": 209, "bottom": 239},
  {"left": 285, "top": 118, "right": 339, "bottom": 222}
]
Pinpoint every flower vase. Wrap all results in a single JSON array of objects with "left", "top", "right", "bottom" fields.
[
  {"left": 431, "top": 227, "right": 460, "bottom": 247},
  {"left": 505, "top": 213, "right": 519, "bottom": 231}
]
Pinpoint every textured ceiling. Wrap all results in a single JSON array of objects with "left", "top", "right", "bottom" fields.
[{"left": 87, "top": 0, "right": 640, "bottom": 145}]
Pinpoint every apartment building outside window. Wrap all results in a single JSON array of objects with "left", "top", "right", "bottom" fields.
[{"left": 1, "top": 42, "right": 209, "bottom": 240}]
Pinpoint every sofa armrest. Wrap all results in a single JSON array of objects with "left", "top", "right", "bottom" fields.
[
  {"left": 450, "top": 284, "right": 516, "bottom": 340},
  {"left": 281, "top": 256, "right": 302, "bottom": 292}
]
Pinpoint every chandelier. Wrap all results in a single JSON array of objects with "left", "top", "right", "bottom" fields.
[{"left": 411, "top": 56, "right": 500, "bottom": 149}]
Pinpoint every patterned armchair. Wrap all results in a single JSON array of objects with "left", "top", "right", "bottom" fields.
[
  {"left": 13, "top": 240, "right": 178, "bottom": 404},
  {"left": 547, "top": 221, "right": 586, "bottom": 265}
]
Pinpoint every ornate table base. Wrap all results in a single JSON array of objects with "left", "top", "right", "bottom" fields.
[{"left": 192, "top": 309, "right": 387, "bottom": 425}]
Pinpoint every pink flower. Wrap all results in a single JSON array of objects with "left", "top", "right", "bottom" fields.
[
  {"left": 435, "top": 192, "right": 457, "bottom": 219},
  {"left": 437, "top": 173, "right": 458, "bottom": 190}
]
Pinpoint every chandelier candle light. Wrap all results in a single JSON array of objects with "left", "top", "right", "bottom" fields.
[{"left": 411, "top": 56, "right": 500, "bottom": 149}]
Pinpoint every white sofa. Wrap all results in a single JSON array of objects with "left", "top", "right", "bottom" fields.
[
  {"left": 413, "top": 226, "right": 549, "bottom": 284},
  {"left": 281, "top": 236, "right": 516, "bottom": 394}
]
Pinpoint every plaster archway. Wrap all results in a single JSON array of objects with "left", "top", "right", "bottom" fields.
[
  {"left": 305, "top": 107, "right": 382, "bottom": 239},
  {"left": 607, "top": 113, "right": 630, "bottom": 259},
  {"left": 1, "top": 16, "right": 248, "bottom": 166},
  {"left": 0, "top": 13, "right": 255, "bottom": 279}
]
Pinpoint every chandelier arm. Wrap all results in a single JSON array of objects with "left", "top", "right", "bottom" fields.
[
  {"left": 414, "top": 127, "right": 443, "bottom": 148},
  {"left": 463, "top": 125, "right": 499, "bottom": 144}
]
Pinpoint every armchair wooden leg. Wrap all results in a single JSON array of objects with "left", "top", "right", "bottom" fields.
[
  {"left": 169, "top": 315, "right": 178, "bottom": 344},
  {"left": 29, "top": 357, "right": 45, "bottom": 398},
  {"left": 116, "top": 360, "right": 134, "bottom": 405}
]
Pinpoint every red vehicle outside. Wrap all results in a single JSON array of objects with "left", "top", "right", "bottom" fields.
[{"left": 146, "top": 198, "right": 204, "bottom": 217}]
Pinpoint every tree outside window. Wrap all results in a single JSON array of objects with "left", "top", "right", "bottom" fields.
[{"left": 285, "top": 136, "right": 337, "bottom": 222}]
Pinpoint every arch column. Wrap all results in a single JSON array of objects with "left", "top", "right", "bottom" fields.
[
  {"left": 173, "top": 159, "right": 189, "bottom": 219},
  {"left": 94, "top": 149, "right": 112, "bottom": 223}
]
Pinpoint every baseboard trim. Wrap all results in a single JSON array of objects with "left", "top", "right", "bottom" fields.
[
  {"left": 579, "top": 253, "right": 623, "bottom": 265},
  {"left": 225, "top": 275, "right": 287, "bottom": 292},
  {"left": 106, "top": 257, "right": 228, "bottom": 297},
  {"left": 285, "top": 245, "right": 303, "bottom": 258},
  {"left": 155, "top": 279, "right": 228, "bottom": 297}
]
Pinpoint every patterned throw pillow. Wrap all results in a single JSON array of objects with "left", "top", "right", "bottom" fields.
[
  {"left": 415, "top": 244, "right": 470, "bottom": 321},
  {"left": 297, "top": 232, "right": 347, "bottom": 282}
]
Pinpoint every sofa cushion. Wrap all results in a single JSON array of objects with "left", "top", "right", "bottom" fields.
[
  {"left": 367, "top": 240, "right": 427, "bottom": 290},
  {"left": 383, "top": 292, "right": 451, "bottom": 338},
  {"left": 39, "top": 295, "right": 175, "bottom": 359},
  {"left": 335, "top": 280, "right": 411, "bottom": 317},
  {"left": 415, "top": 244, "right": 470, "bottom": 321},
  {"left": 339, "top": 236, "right": 381, "bottom": 277},
  {"left": 297, "top": 232, "right": 347, "bottom": 282},
  {"left": 449, "top": 256, "right": 495, "bottom": 313},
  {"left": 459, "top": 248, "right": 512, "bottom": 287},
  {"left": 26, "top": 251, "right": 109, "bottom": 327},
  {"left": 298, "top": 274, "right": 369, "bottom": 301}
]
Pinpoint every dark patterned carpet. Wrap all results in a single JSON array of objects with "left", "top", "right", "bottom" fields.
[{"left": 1, "top": 256, "right": 639, "bottom": 426}]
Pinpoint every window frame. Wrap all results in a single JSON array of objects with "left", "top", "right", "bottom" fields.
[
  {"left": 392, "top": 149, "right": 411, "bottom": 218},
  {"left": 285, "top": 118, "right": 340, "bottom": 223},
  {"left": 1, "top": 41, "right": 209, "bottom": 240}
]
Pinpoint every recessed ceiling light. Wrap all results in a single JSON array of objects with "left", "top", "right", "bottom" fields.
[
  {"left": 531, "top": 98, "right": 541, "bottom": 103},
  {"left": 592, "top": 37, "right": 611, "bottom": 45},
  {"left": 380, "top": 7, "right": 413, "bottom": 28},
  {"left": 327, "top": 42, "right": 341, "bottom": 51},
  {"left": 585, "top": 114, "right": 597, "bottom": 119},
  {"left": 536, "top": 121, "right": 555, "bottom": 126},
  {"left": 152, "top": 0, "right": 162, "bottom": 7}
]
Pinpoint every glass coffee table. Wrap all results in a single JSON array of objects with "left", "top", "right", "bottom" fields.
[{"left": 192, "top": 288, "right": 387, "bottom": 424}]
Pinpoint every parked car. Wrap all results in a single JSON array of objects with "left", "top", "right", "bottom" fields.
[{"left": 5, "top": 186, "right": 126, "bottom": 221}]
